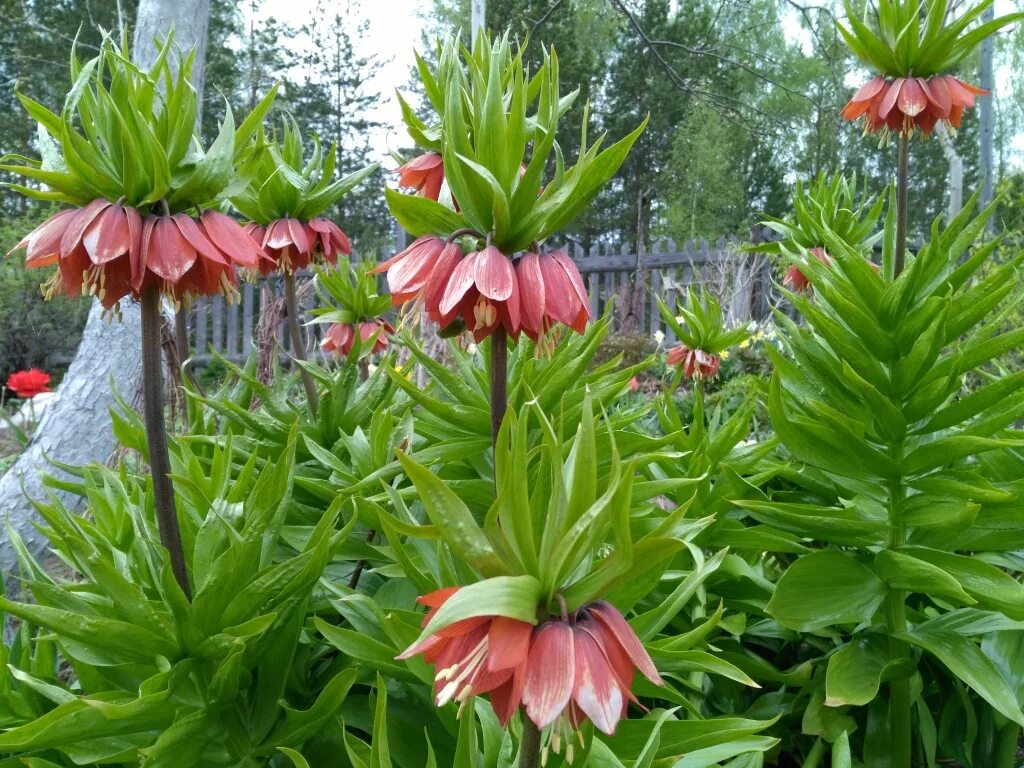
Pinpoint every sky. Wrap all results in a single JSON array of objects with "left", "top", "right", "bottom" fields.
[
  {"left": 253, "top": 0, "right": 1024, "bottom": 167},
  {"left": 253, "top": 0, "right": 426, "bottom": 163}
]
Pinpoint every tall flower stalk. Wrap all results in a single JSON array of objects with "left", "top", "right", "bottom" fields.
[
  {"left": 383, "top": 32, "right": 652, "bottom": 766},
  {"left": 232, "top": 117, "right": 378, "bottom": 412},
  {"left": 3, "top": 35, "right": 277, "bottom": 596},
  {"left": 755, "top": 2, "right": 1024, "bottom": 764}
]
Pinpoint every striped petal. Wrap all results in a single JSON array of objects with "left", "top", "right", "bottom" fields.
[
  {"left": 522, "top": 621, "right": 575, "bottom": 729},
  {"left": 473, "top": 246, "right": 515, "bottom": 301},
  {"left": 588, "top": 601, "right": 663, "bottom": 685},
  {"left": 878, "top": 78, "right": 904, "bottom": 119},
  {"left": 173, "top": 214, "right": 228, "bottom": 265},
  {"left": 60, "top": 199, "right": 110, "bottom": 258},
  {"left": 516, "top": 252, "right": 546, "bottom": 335},
  {"left": 926, "top": 76, "right": 952, "bottom": 117},
  {"left": 201, "top": 210, "right": 262, "bottom": 267},
  {"left": 440, "top": 250, "right": 480, "bottom": 315},
  {"left": 146, "top": 216, "right": 198, "bottom": 283},
  {"left": 572, "top": 626, "right": 625, "bottom": 735},
  {"left": 897, "top": 77, "right": 927, "bottom": 117}
]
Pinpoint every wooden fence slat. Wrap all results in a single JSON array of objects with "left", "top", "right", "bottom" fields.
[
  {"left": 241, "top": 282, "right": 254, "bottom": 355},
  {"left": 194, "top": 298, "right": 208, "bottom": 357},
  {"left": 187, "top": 231, "right": 779, "bottom": 364},
  {"left": 211, "top": 295, "right": 224, "bottom": 357},
  {"left": 226, "top": 298, "right": 239, "bottom": 360}
]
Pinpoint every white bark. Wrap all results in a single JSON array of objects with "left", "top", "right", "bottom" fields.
[
  {"left": 936, "top": 123, "right": 963, "bottom": 221},
  {"left": 0, "top": 0, "right": 210, "bottom": 577}
]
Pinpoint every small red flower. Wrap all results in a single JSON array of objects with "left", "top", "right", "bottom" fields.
[
  {"left": 12, "top": 200, "right": 264, "bottom": 309},
  {"left": 397, "top": 152, "right": 446, "bottom": 201},
  {"left": 6, "top": 369, "right": 51, "bottom": 398},
  {"left": 783, "top": 247, "right": 830, "bottom": 293},
  {"left": 320, "top": 320, "right": 392, "bottom": 356},
  {"left": 440, "top": 245, "right": 521, "bottom": 342},
  {"left": 397, "top": 587, "right": 534, "bottom": 724},
  {"left": 516, "top": 250, "right": 591, "bottom": 340},
  {"left": 667, "top": 346, "right": 721, "bottom": 380},
  {"left": 373, "top": 236, "right": 463, "bottom": 324},
  {"left": 841, "top": 74, "right": 988, "bottom": 136}
]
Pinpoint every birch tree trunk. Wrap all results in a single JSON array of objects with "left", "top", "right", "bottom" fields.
[
  {"left": 0, "top": 0, "right": 211, "bottom": 579},
  {"left": 936, "top": 124, "right": 963, "bottom": 221}
]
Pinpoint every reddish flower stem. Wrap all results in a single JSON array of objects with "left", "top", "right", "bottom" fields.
[
  {"left": 895, "top": 133, "right": 909, "bottom": 277},
  {"left": 490, "top": 326, "right": 508, "bottom": 448},
  {"left": 518, "top": 719, "right": 542, "bottom": 768},
  {"left": 283, "top": 271, "right": 320, "bottom": 412},
  {"left": 488, "top": 324, "right": 538, "bottom": 766},
  {"left": 140, "top": 287, "right": 191, "bottom": 599}
]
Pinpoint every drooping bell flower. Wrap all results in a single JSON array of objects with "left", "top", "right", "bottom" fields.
[
  {"left": 307, "top": 218, "right": 352, "bottom": 261},
  {"left": 440, "top": 245, "right": 521, "bottom": 342},
  {"left": 666, "top": 345, "right": 721, "bottom": 380},
  {"left": 250, "top": 216, "right": 352, "bottom": 276},
  {"left": 516, "top": 250, "right": 591, "bottom": 341},
  {"left": 5, "top": 369, "right": 52, "bottom": 398},
  {"left": 320, "top": 320, "right": 393, "bottom": 356},
  {"left": 397, "top": 152, "right": 446, "bottom": 201},
  {"left": 783, "top": 247, "right": 830, "bottom": 293},
  {"left": 521, "top": 601, "right": 664, "bottom": 763},
  {"left": 373, "top": 236, "right": 463, "bottom": 324},
  {"left": 396, "top": 587, "right": 534, "bottom": 724},
  {"left": 841, "top": 74, "right": 989, "bottom": 137},
  {"left": 254, "top": 217, "right": 315, "bottom": 276},
  {"left": 12, "top": 200, "right": 265, "bottom": 310}
]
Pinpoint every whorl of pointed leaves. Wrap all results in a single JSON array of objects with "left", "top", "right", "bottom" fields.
[
  {"left": 657, "top": 287, "right": 749, "bottom": 373},
  {"left": 383, "top": 33, "right": 644, "bottom": 341},
  {"left": 231, "top": 117, "right": 378, "bottom": 275},
  {"left": 752, "top": 172, "right": 883, "bottom": 293},
  {"left": 3, "top": 33, "right": 277, "bottom": 309},
  {"left": 1, "top": 32, "right": 276, "bottom": 210},
  {"left": 309, "top": 261, "right": 393, "bottom": 357},
  {"left": 836, "top": 0, "right": 1021, "bottom": 138},
  {"left": 836, "top": 0, "right": 1022, "bottom": 79}
]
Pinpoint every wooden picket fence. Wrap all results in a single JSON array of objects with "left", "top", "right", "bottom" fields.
[{"left": 186, "top": 232, "right": 775, "bottom": 363}]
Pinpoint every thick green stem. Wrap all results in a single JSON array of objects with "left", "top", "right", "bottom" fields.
[
  {"left": 141, "top": 288, "right": 191, "bottom": 599},
  {"left": 517, "top": 718, "right": 542, "bottom": 768},
  {"left": 490, "top": 327, "right": 508, "bottom": 449},
  {"left": 895, "top": 134, "right": 910, "bottom": 277},
  {"left": 885, "top": 446, "right": 911, "bottom": 768},
  {"left": 283, "top": 272, "right": 319, "bottom": 412},
  {"left": 994, "top": 722, "right": 1021, "bottom": 768}
]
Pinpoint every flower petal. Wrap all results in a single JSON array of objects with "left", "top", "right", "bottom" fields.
[
  {"left": 487, "top": 617, "right": 533, "bottom": 673},
  {"left": 572, "top": 625, "right": 626, "bottom": 735},
  {"left": 440, "top": 250, "right": 479, "bottom": 315},
  {"left": 878, "top": 77, "right": 904, "bottom": 119},
  {"left": 201, "top": 210, "right": 262, "bottom": 267},
  {"left": 522, "top": 621, "right": 575, "bottom": 729},
  {"left": 146, "top": 216, "right": 198, "bottom": 283},
  {"left": 474, "top": 246, "right": 515, "bottom": 301},
  {"left": 926, "top": 76, "right": 952, "bottom": 117},
  {"left": 173, "top": 214, "right": 228, "bottom": 265},
  {"left": 83, "top": 204, "right": 131, "bottom": 264},
  {"left": 897, "top": 77, "right": 927, "bottom": 117},
  {"left": 588, "top": 601, "right": 663, "bottom": 685},
  {"left": 60, "top": 199, "right": 110, "bottom": 259},
  {"left": 516, "top": 252, "right": 546, "bottom": 335}
]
